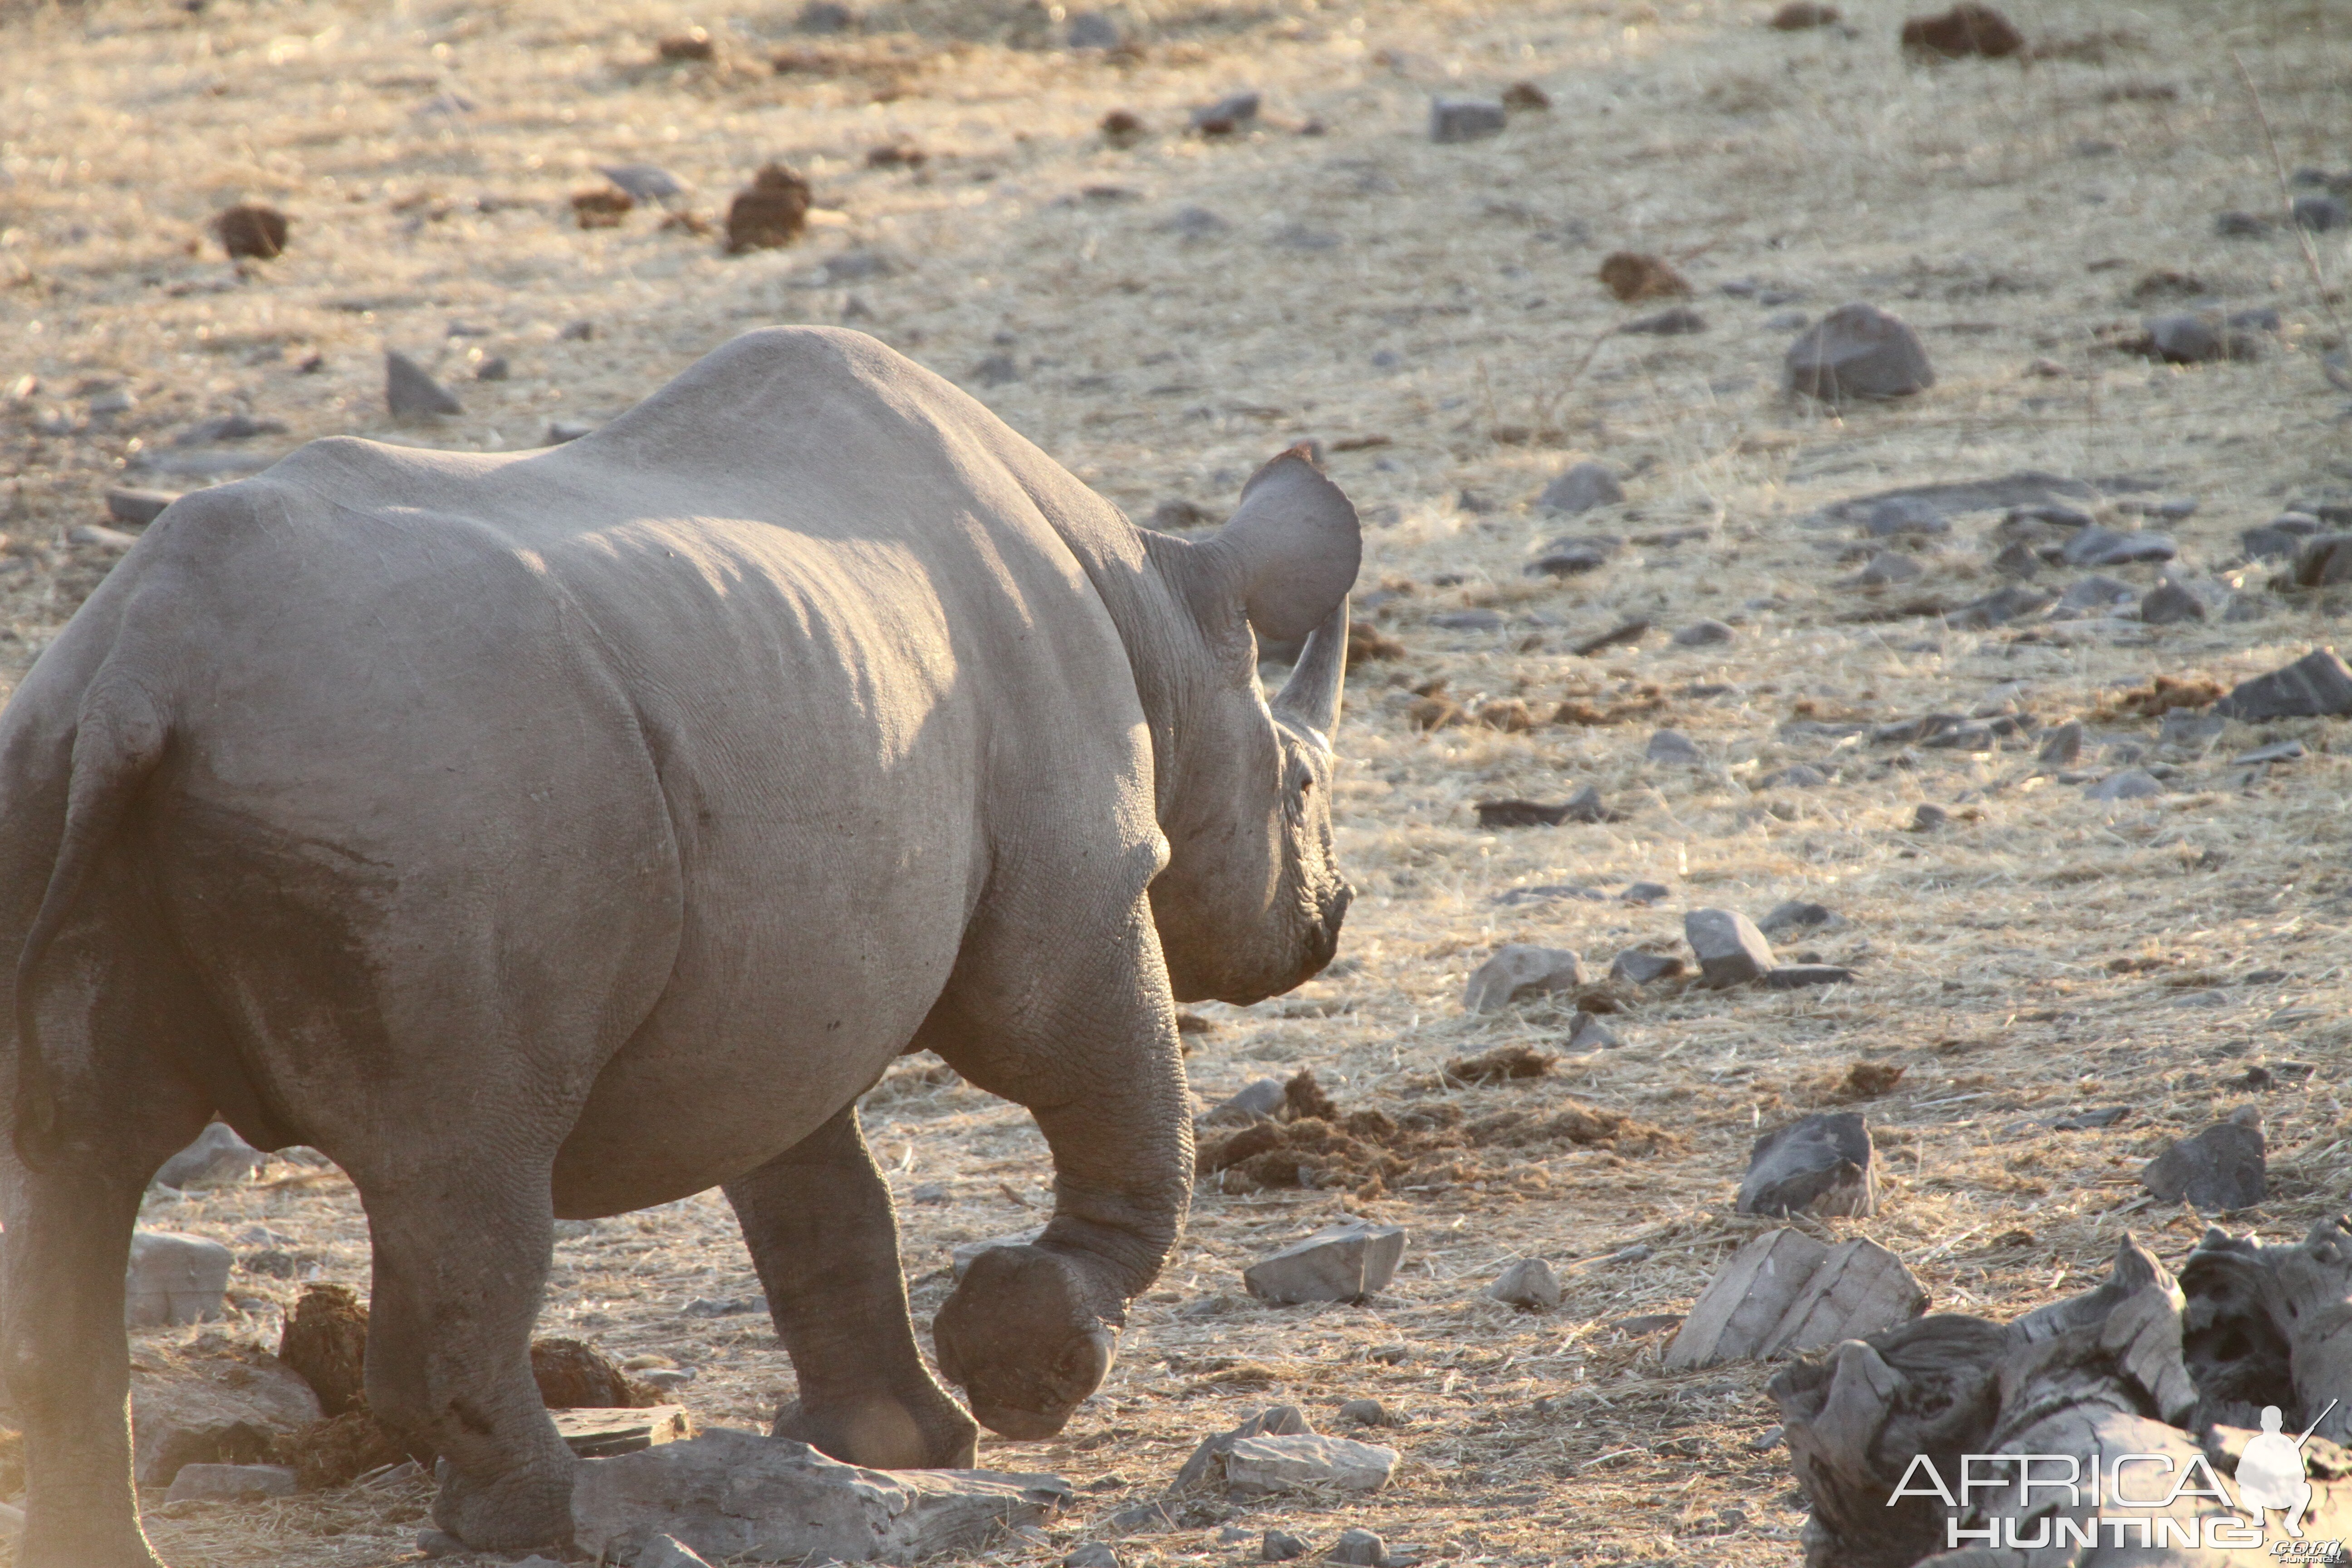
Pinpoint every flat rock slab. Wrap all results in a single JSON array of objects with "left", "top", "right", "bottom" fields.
[
  {"left": 1762, "top": 964, "right": 1854, "bottom": 989},
  {"left": 164, "top": 1462, "right": 298, "bottom": 1503},
  {"left": 132, "top": 1347, "right": 322, "bottom": 1487},
  {"left": 2212, "top": 649, "right": 2352, "bottom": 720},
  {"left": 107, "top": 486, "right": 179, "bottom": 524},
  {"left": 1174, "top": 1405, "right": 1314, "bottom": 1491},
  {"left": 1685, "top": 908, "right": 1776, "bottom": 988},
  {"left": 1739, "top": 1112, "right": 1878, "bottom": 1218},
  {"left": 572, "top": 1429, "right": 1068, "bottom": 1564},
  {"left": 1819, "top": 470, "right": 2096, "bottom": 529},
  {"left": 2141, "top": 1114, "right": 2265, "bottom": 1210},
  {"left": 555, "top": 1405, "right": 695, "bottom": 1458},
  {"left": 1460, "top": 944, "right": 1584, "bottom": 1012},
  {"left": 127, "top": 1230, "right": 235, "bottom": 1327},
  {"left": 1225, "top": 1434, "right": 1397, "bottom": 1494},
  {"left": 1244, "top": 1221, "right": 1407, "bottom": 1304},
  {"left": 1665, "top": 1230, "right": 1926, "bottom": 1370}
]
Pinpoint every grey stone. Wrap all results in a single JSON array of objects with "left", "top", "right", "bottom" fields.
[
  {"left": 2293, "top": 194, "right": 2349, "bottom": 232},
  {"left": 799, "top": 0, "right": 854, "bottom": 31},
  {"left": 1065, "top": 1544, "right": 1121, "bottom": 1568},
  {"left": 1336, "top": 1398, "right": 1390, "bottom": 1427},
  {"left": 1763, "top": 964, "right": 1855, "bottom": 989},
  {"left": 1759, "top": 763, "right": 1829, "bottom": 789},
  {"left": 1331, "top": 1529, "right": 1387, "bottom": 1566},
  {"left": 1204, "top": 1078, "right": 1289, "bottom": 1125},
  {"left": 1190, "top": 92, "right": 1261, "bottom": 132},
  {"left": 1993, "top": 540, "right": 2043, "bottom": 578},
  {"left": 2215, "top": 211, "right": 2273, "bottom": 237},
  {"left": 1646, "top": 728, "right": 1704, "bottom": 765},
  {"left": 70, "top": 523, "right": 138, "bottom": 551},
  {"left": 1784, "top": 303, "right": 1935, "bottom": 399},
  {"left": 2085, "top": 769, "right": 2163, "bottom": 802},
  {"left": 2243, "top": 512, "right": 2322, "bottom": 560},
  {"left": 1526, "top": 539, "right": 1612, "bottom": 577},
  {"left": 547, "top": 420, "right": 596, "bottom": 443},
  {"left": 1672, "top": 618, "right": 1735, "bottom": 646},
  {"left": 474, "top": 356, "right": 510, "bottom": 381},
  {"left": 1862, "top": 496, "right": 1950, "bottom": 537},
  {"left": 2141, "top": 579, "right": 2206, "bottom": 624},
  {"left": 1264, "top": 1530, "right": 1311, "bottom": 1561},
  {"left": 2158, "top": 709, "right": 2226, "bottom": 748},
  {"left": 826, "top": 249, "right": 900, "bottom": 283},
  {"left": 2140, "top": 1111, "right": 2264, "bottom": 1210},
  {"left": 1430, "top": 98, "right": 1507, "bottom": 143},
  {"left": 1911, "top": 804, "right": 1950, "bottom": 831},
  {"left": 1664, "top": 1231, "right": 1926, "bottom": 1369},
  {"left": 1684, "top": 908, "right": 1775, "bottom": 988},
  {"left": 632, "top": 1541, "right": 717, "bottom": 1568},
  {"left": 1461, "top": 944, "right": 1584, "bottom": 1013},
  {"left": 1609, "top": 951, "right": 1686, "bottom": 985},
  {"left": 1063, "top": 10, "right": 1122, "bottom": 48},
  {"left": 1536, "top": 461, "right": 1623, "bottom": 515},
  {"left": 1225, "top": 1435, "right": 1397, "bottom": 1495},
  {"left": 1173, "top": 1406, "right": 1313, "bottom": 1492},
  {"left": 2145, "top": 313, "right": 2230, "bottom": 363},
  {"left": 1429, "top": 608, "right": 1504, "bottom": 631},
  {"left": 2292, "top": 534, "right": 2352, "bottom": 587},
  {"left": 681, "top": 1294, "right": 764, "bottom": 1317},
  {"left": 1758, "top": 901, "right": 1834, "bottom": 935},
  {"left": 2056, "top": 574, "right": 2137, "bottom": 612},
  {"left": 1567, "top": 1011, "right": 1620, "bottom": 1050},
  {"left": 384, "top": 351, "right": 462, "bottom": 417},
  {"left": 1622, "top": 305, "right": 1706, "bottom": 335},
  {"left": 107, "top": 487, "right": 178, "bottom": 524},
  {"left": 1739, "top": 1111, "right": 1877, "bottom": 1218},
  {"left": 2212, "top": 650, "right": 2352, "bottom": 720},
  {"left": 2063, "top": 527, "right": 2175, "bottom": 567},
  {"left": 1243, "top": 1221, "right": 1407, "bottom": 1304},
  {"left": 127, "top": 1231, "right": 234, "bottom": 1328},
  {"left": 2234, "top": 739, "right": 2307, "bottom": 764},
  {"left": 1161, "top": 205, "right": 1231, "bottom": 239},
  {"left": 601, "top": 164, "right": 685, "bottom": 203},
  {"left": 1621, "top": 881, "right": 1670, "bottom": 904},
  {"left": 1855, "top": 551, "right": 1922, "bottom": 588},
  {"left": 1953, "top": 584, "right": 2052, "bottom": 627},
  {"left": 950, "top": 1230, "right": 1043, "bottom": 1281},
  {"left": 1491, "top": 881, "right": 1608, "bottom": 904},
  {"left": 155, "top": 1122, "right": 266, "bottom": 1190},
  {"left": 1764, "top": 308, "right": 1810, "bottom": 331},
  {"left": 1920, "top": 723, "right": 1995, "bottom": 752},
  {"left": 164, "top": 1463, "right": 298, "bottom": 1503},
  {"left": 1488, "top": 1257, "right": 1561, "bottom": 1310},
  {"left": 132, "top": 1349, "right": 322, "bottom": 1487},
  {"left": 570, "top": 1428, "right": 1070, "bottom": 1564},
  {"left": 970, "top": 354, "right": 1020, "bottom": 387}
]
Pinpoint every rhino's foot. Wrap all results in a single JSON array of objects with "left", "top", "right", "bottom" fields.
[
  {"left": 934, "top": 1244, "right": 1121, "bottom": 1441},
  {"left": 428, "top": 1452, "right": 578, "bottom": 1553},
  {"left": 776, "top": 1392, "right": 980, "bottom": 1470}
]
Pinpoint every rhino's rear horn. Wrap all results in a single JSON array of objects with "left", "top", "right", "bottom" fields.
[{"left": 1271, "top": 595, "right": 1348, "bottom": 742}]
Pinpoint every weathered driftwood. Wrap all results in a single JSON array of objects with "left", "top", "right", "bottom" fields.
[
  {"left": 1665, "top": 1230, "right": 1926, "bottom": 1371},
  {"left": 1772, "top": 1217, "right": 2352, "bottom": 1568}
]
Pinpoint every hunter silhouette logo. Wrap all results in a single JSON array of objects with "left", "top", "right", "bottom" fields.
[{"left": 2238, "top": 1406, "right": 2321, "bottom": 1539}]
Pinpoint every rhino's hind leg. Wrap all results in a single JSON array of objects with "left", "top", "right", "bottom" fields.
[
  {"left": 358, "top": 1161, "right": 576, "bottom": 1551},
  {"left": 724, "top": 1105, "right": 979, "bottom": 1469}
]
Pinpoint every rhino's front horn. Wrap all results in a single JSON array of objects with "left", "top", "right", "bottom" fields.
[{"left": 1272, "top": 594, "right": 1348, "bottom": 743}]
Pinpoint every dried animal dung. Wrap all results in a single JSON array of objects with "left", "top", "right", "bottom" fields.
[
  {"left": 726, "top": 164, "right": 812, "bottom": 253},
  {"left": 212, "top": 203, "right": 290, "bottom": 260},
  {"left": 1597, "top": 251, "right": 1690, "bottom": 302}
]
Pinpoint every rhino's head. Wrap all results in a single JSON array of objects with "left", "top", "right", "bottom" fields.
[{"left": 1147, "top": 449, "right": 1361, "bottom": 1006}]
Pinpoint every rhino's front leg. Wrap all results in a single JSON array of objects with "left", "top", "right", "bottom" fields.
[
  {"left": 922, "top": 896, "right": 1193, "bottom": 1440},
  {"left": 723, "top": 1105, "right": 978, "bottom": 1469}
]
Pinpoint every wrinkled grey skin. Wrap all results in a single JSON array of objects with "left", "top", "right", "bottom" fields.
[{"left": 0, "top": 328, "right": 1359, "bottom": 1566}]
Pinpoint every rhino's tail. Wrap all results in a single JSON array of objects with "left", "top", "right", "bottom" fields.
[{"left": 12, "top": 676, "right": 169, "bottom": 1168}]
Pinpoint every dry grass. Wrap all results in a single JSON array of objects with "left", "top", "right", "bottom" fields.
[{"left": 3, "top": 0, "right": 2351, "bottom": 1563}]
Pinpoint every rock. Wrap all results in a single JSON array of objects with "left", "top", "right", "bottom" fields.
[
  {"left": 554, "top": 1405, "right": 695, "bottom": 1458},
  {"left": 1663, "top": 1230, "right": 1926, "bottom": 1370},
  {"left": 1764, "top": 308, "right": 1811, "bottom": 331},
  {"left": 1764, "top": 964, "right": 1856, "bottom": 989},
  {"left": 2142, "top": 313, "right": 2246, "bottom": 364},
  {"left": 1609, "top": 951, "right": 1686, "bottom": 985},
  {"left": 1473, "top": 788, "right": 1612, "bottom": 828},
  {"left": 155, "top": 1121, "right": 266, "bottom": 1189},
  {"left": 1771, "top": 0, "right": 1841, "bottom": 25},
  {"left": 726, "top": 164, "right": 813, "bottom": 253},
  {"left": 1899, "top": 3, "right": 2024, "bottom": 58},
  {"left": 1489, "top": 1258, "right": 1562, "bottom": 1311},
  {"left": 2213, "top": 650, "right": 2352, "bottom": 720},
  {"left": 1428, "top": 608, "right": 1503, "bottom": 632},
  {"left": 1672, "top": 618, "right": 1734, "bottom": 647},
  {"left": 2037, "top": 720, "right": 2084, "bottom": 766},
  {"left": 798, "top": 0, "right": 855, "bottom": 31},
  {"left": 636, "top": 1539, "right": 718, "bottom": 1568},
  {"left": 1646, "top": 728, "right": 1703, "bottom": 765},
  {"left": 548, "top": 420, "right": 595, "bottom": 444},
  {"left": 1622, "top": 305, "right": 1707, "bottom": 335},
  {"left": 1430, "top": 99, "right": 1507, "bottom": 143},
  {"left": 1263, "top": 1530, "right": 1311, "bottom": 1561},
  {"left": 1225, "top": 1435, "right": 1397, "bottom": 1495},
  {"left": 1500, "top": 80, "right": 1551, "bottom": 111},
  {"left": 164, "top": 1462, "right": 299, "bottom": 1504},
  {"left": 2062, "top": 526, "right": 2174, "bottom": 567},
  {"left": 126, "top": 1231, "right": 234, "bottom": 1328},
  {"left": 2085, "top": 769, "right": 2162, "bottom": 802},
  {"left": 1336, "top": 1398, "right": 1391, "bottom": 1427},
  {"left": 1191, "top": 92, "right": 1260, "bottom": 135},
  {"left": 2292, "top": 534, "right": 2352, "bottom": 587},
  {"left": 1597, "top": 251, "right": 1691, "bottom": 302},
  {"left": 602, "top": 164, "right": 685, "bottom": 203},
  {"left": 279, "top": 1283, "right": 370, "bottom": 1415},
  {"left": 2054, "top": 574, "right": 2136, "bottom": 613},
  {"left": 1856, "top": 552, "right": 1922, "bottom": 587},
  {"left": 2140, "top": 579, "right": 2206, "bottom": 624},
  {"left": 174, "top": 412, "right": 284, "bottom": 445},
  {"left": 570, "top": 1428, "right": 1069, "bottom": 1563},
  {"left": 970, "top": 354, "right": 1020, "bottom": 387},
  {"left": 1760, "top": 763, "right": 1829, "bottom": 789},
  {"left": 1739, "top": 1112, "right": 1877, "bottom": 1218},
  {"left": 1567, "top": 1012, "right": 1620, "bottom": 1050},
  {"left": 825, "top": 249, "right": 899, "bottom": 283},
  {"left": 1759, "top": 901, "right": 1834, "bottom": 936},
  {"left": 212, "top": 203, "right": 290, "bottom": 260},
  {"left": 1621, "top": 881, "right": 1671, "bottom": 904},
  {"left": 384, "top": 351, "right": 462, "bottom": 418},
  {"left": 70, "top": 523, "right": 138, "bottom": 551},
  {"left": 1993, "top": 540, "right": 2042, "bottom": 578},
  {"left": 1461, "top": 945, "right": 1585, "bottom": 1013},
  {"left": 1065, "top": 1544, "right": 1121, "bottom": 1568},
  {"left": 1685, "top": 908, "right": 1775, "bottom": 988},
  {"left": 1204, "top": 1078, "right": 1289, "bottom": 1125},
  {"left": 1951, "top": 584, "right": 2051, "bottom": 627},
  {"left": 1785, "top": 304, "right": 1934, "bottom": 400},
  {"left": 1329, "top": 1529, "right": 1388, "bottom": 1566},
  {"left": 1526, "top": 539, "right": 1612, "bottom": 577},
  {"left": 1862, "top": 496, "right": 1950, "bottom": 537},
  {"left": 1173, "top": 1405, "right": 1313, "bottom": 1491},
  {"left": 2141, "top": 1109, "right": 2264, "bottom": 1210},
  {"left": 2158, "top": 709, "right": 2226, "bottom": 748},
  {"left": 1910, "top": 803, "right": 1948, "bottom": 831},
  {"left": 107, "top": 486, "right": 178, "bottom": 524},
  {"left": 1243, "top": 1221, "right": 1408, "bottom": 1305},
  {"left": 132, "top": 1347, "right": 322, "bottom": 1487},
  {"left": 2235, "top": 739, "right": 2306, "bottom": 764},
  {"left": 474, "top": 356, "right": 510, "bottom": 382},
  {"left": 1535, "top": 461, "right": 1622, "bottom": 514},
  {"left": 951, "top": 1231, "right": 1044, "bottom": 1282},
  {"left": 2293, "top": 194, "right": 2350, "bottom": 233},
  {"left": 1064, "top": 10, "right": 1122, "bottom": 48},
  {"left": 2244, "top": 512, "right": 2323, "bottom": 559}
]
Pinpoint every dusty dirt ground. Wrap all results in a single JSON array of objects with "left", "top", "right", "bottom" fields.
[{"left": 4, "top": 0, "right": 2351, "bottom": 1562}]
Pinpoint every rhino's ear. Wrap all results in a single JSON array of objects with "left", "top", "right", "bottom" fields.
[{"left": 1201, "top": 446, "right": 1362, "bottom": 643}]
